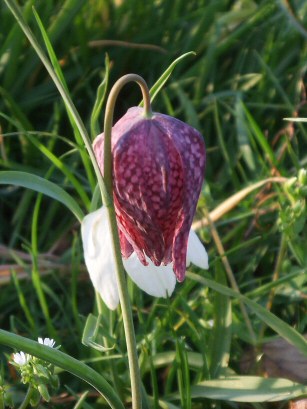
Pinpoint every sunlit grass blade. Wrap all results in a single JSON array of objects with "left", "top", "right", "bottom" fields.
[
  {"left": 139, "top": 52, "right": 196, "bottom": 106},
  {"left": 0, "top": 171, "right": 84, "bottom": 222},
  {"left": 284, "top": 117, "right": 307, "bottom": 122},
  {"left": 90, "top": 55, "right": 110, "bottom": 139},
  {"left": 32, "top": 6, "right": 96, "bottom": 192},
  {"left": 32, "top": 7, "right": 68, "bottom": 91},
  {"left": 189, "top": 376, "right": 307, "bottom": 402}
]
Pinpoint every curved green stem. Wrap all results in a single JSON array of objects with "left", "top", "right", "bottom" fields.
[
  {"left": 103, "top": 74, "right": 152, "bottom": 409},
  {"left": 18, "top": 386, "right": 34, "bottom": 409},
  {"left": 104, "top": 74, "right": 152, "bottom": 195}
]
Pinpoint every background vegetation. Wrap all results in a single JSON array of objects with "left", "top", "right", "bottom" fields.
[{"left": 1, "top": 0, "right": 307, "bottom": 407}]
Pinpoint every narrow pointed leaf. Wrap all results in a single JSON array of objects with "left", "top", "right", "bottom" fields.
[
  {"left": 139, "top": 52, "right": 196, "bottom": 105},
  {"left": 190, "top": 376, "right": 307, "bottom": 402},
  {"left": 0, "top": 171, "right": 84, "bottom": 222},
  {"left": 82, "top": 314, "right": 114, "bottom": 352}
]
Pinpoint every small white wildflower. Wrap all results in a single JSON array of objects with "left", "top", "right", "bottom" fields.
[
  {"left": 38, "top": 338, "right": 56, "bottom": 348},
  {"left": 12, "top": 351, "right": 29, "bottom": 366}
]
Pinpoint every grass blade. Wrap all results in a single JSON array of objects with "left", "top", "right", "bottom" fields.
[
  {"left": 190, "top": 376, "right": 307, "bottom": 402},
  {"left": 209, "top": 264, "right": 232, "bottom": 378},
  {"left": 32, "top": 5, "right": 96, "bottom": 192},
  {"left": 139, "top": 52, "right": 196, "bottom": 106},
  {"left": 90, "top": 55, "right": 110, "bottom": 139},
  {"left": 0, "top": 171, "right": 84, "bottom": 222}
]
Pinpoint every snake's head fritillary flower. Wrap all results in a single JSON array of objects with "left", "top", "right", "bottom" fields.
[
  {"left": 82, "top": 107, "right": 208, "bottom": 309},
  {"left": 94, "top": 107, "right": 207, "bottom": 278}
]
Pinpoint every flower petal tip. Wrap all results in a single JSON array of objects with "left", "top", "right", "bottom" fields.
[
  {"left": 187, "top": 229, "right": 209, "bottom": 270},
  {"left": 38, "top": 337, "right": 56, "bottom": 348},
  {"left": 12, "top": 351, "right": 29, "bottom": 366},
  {"left": 123, "top": 253, "right": 176, "bottom": 298},
  {"left": 81, "top": 207, "right": 120, "bottom": 310}
]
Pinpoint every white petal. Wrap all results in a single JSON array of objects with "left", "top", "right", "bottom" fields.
[
  {"left": 186, "top": 229, "right": 209, "bottom": 269},
  {"left": 38, "top": 338, "right": 56, "bottom": 348},
  {"left": 81, "top": 207, "right": 119, "bottom": 310},
  {"left": 123, "top": 253, "right": 176, "bottom": 298},
  {"left": 13, "top": 351, "right": 29, "bottom": 366}
]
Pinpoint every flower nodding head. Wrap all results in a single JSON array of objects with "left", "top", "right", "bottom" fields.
[{"left": 94, "top": 107, "right": 206, "bottom": 282}]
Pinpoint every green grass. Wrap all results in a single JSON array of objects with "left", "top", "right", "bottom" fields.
[{"left": 1, "top": 0, "right": 307, "bottom": 407}]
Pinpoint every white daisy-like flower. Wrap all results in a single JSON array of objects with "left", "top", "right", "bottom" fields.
[
  {"left": 12, "top": 351, "right": 30, "bottom": 366},
  {"left": 38, "top": 338, "right": 56, "bottom": 348},
  {"left": 81, "top": 207, "right": 209, "bottom": 310}
]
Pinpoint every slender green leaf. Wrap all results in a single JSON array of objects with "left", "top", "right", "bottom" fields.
[
  {"left": 241, "top": 101, "right": 277, "bottom": 167},
  {"left": 139, "top": 52, "right": 196, "bottom": 106},
  {"left": 189, "top": 376, "right": 307, "bottom": 402},
  {"left": 145, "top": 351, "right": 204, "bottom": 372},
  {"left": 32, "top": 5, "right": 96, "bottom": 192},
  {"left": 82, "top": 314, "right": 114, "bottom": 352},
  {"left": 0, "top": 171, "right": 84, "bottom": 222},
  {"left": 90, "top": 55, "right": 110, "bottom": 139}
]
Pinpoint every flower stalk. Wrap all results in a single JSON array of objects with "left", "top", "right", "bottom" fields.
[
  {"left": 103, "top": 74, "right": 152, "bottom": 195},
  {"left": 102, "top": 74, "right": 152, "bottom": 409},
  {"left": 18, "top": 386, "right": 34, "bottom": 409}
]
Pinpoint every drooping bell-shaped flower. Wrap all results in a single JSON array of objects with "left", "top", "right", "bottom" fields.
[{"left": 93, "top": 106, "right": 207, "bottom": 282}]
